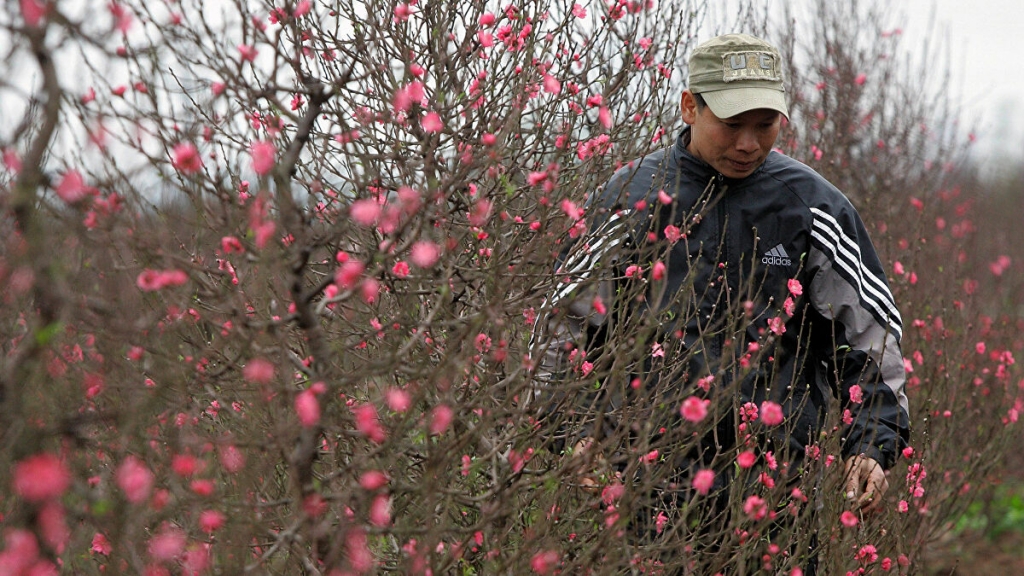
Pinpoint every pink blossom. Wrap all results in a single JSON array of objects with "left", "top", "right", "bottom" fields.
[
  {"left": 655, "top": 510, "right": 668, "bottom": 533},
  {"left": 13, "top": 453, "right": 70, "bottom": 503},
  {"left": 598, "top": 106, "right": 612, "bottom": 129},
  {"left": 692, "top": 469, "right": 715, "bottom": 495},
  {"left": 199, "top": 510, "right": 225, "bottom": 533},
  {"left": 469, "top": 198, "right": 493, "bottom": 226},
  {"left": 531, "top": 550, "right": 560, "bottom": 574},
  {"left": 361, "top": 277, "right": 380, "bottom": 303},
  {"left": 218, "top": 445, "right": 245, "bottom": 473},
  {"left": 848, "top": 385, "right": 864, "bottom": 404},
  {"left": 346, "top": 529, "right": 373, "bottom": 572},
  {"left": 3, "top": 149, "right": 22, "bottom": 173},
  {"left": 348, "top": 196, "right": 380, "bottom": 224},
  {"left": 854, "top": 73, "right": 867, "bottom": 86},
  {"left": 335, "top": 260, "right": 365, "bottom": 290},
  {"left": 385, "top": 388, "right": 411, "bottom": 412},
  {"left": 238, "top": 44, "right": 258, "bottom": 62},
  {"left": 409, "top": 241, "right": 441, "bottom": 268},
  {"left": 55, "top": 170, "right": 90, "bottom": 203},
  {"left": 736, "top": 450, "right": 756, "bottom": 468},
  {"left": 391, "top": 261, "right": 410, "bottom": 277},
  {"left": 680, "top": 396, "right": 709, "bottom": 422},
  {"left": 136, "top": 269, "right": 188, "bottom": 291},
  {"left": 243, "top": 358, "right": 275, "bottom": 384},
  {"left": 787, "top": 278, "right": 803, "bottom": 296},
  {"left": 571, "top": 3, "right": 587, "bottom": 17},
  {"left": 760, "top": 401, "right": 784, "bottom": 426},
  {"left": 190, "top": 478, "right": 214, "bottom": 496},
  {"left": 989, "top": 255, "right": 1011, "bottom": 276},
  {"left": 38, "top": 503, "right": 69, "bottom": 557},
  {"left": 21, "top": 0, "right": 47, "bottom": 27},
  {"left": 542, "top": 75, "right": 561, "bottom": 94},
  {"left": 975, "top": 342, "right": 986, "bottom": 354},
  {"left": 221, "top": 235, "right": 244, "bottom": 253},
  {"left": 479, "top": 12, "right": 495, "bottom": 25},
  {"left": 657, "top": 189, "right": 672, "bottom": 205},
  {"left": 108, "top": 2, "right": 133, "bottom": 32},
  {"left": 783, "top": 297, "right": 796, "bottom": 316},
  {"left": 664, "top": 224, "right": 682, "bottom": 243},
  {"left": 429, "top": 404, "right": 454, "bottom": 435},
  {"left": 527, "top": 171, "right": 549, "bottom": 186},
  {"left": 295, "top": 389, "right": 321, "bottom": 427},
  {"left": 116, "top": 455, "right": 154, "bottom": 504},
  {"left": 393, "top": 2, "right": 412, "bottom": 21},
  {"left": 171, "top": 454, "right": 200, "bottom": 477},
  {"left": 182, "top": 546, "right": 211, "bottom": 575},
  {"left": 474, "top": 333, "right": 492, "bottom": 353},
  {"left": 369, "top": 494, "right": 391, "bottom": 526},
  {"left": 91, "top": 532, "right": 112, "bottom": 555},
  {"left": 148, "top": 525, "right": 186, "bottom": 562},
  {"left": 421, "top": 112, "right": 443, "bottom": 132},
  {"left": 251, "top": 140, "right": 276, "bottom": 175},
  {"left": 856, "top": 544, "right": 878, "bottom": 564},
  {"left": 767, "top": 316, "right": 786, "bottom": 335},
  {"left": 743, "top": 495, "right": 767, "bottom": 520},
  {"left": 0, "top": 529, "right": 40, "bottom": 573},
  {"left": 560, "top": 199, "right": 583, "bottom": 220},
  {"left": 840, "top": 510, "right": 859, "bottom": 527},
  {"left": 359, "top": 470, "right": 389, "bottom": 490},
  {"left": 353, "top": 404, "right": 387, "bottom": 443},
  {"left": 576, "top": 133, "right": 612, "bottom": 160},
  {"left": 393, "top": 80, "right": 425, "bottom": 113},
  {"left": 652, "top": 261, "right": 666, "bottom": 280}
]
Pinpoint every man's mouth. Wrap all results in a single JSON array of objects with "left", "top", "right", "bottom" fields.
[{"left": 729, "top": 159, "right": 756, "bottom": 171}]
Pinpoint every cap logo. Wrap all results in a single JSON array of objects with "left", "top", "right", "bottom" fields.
[{"left": 722, "top": 51, "right": 781, "bottom": 83}]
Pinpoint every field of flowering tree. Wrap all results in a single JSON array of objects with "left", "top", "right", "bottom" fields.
[{"left": 2, "top": 0, "right": 1022, "bottom": 574}]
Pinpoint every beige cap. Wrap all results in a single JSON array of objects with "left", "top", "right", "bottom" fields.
[{"left": 688, "top": 34, "right": 789, "bottom": 119}]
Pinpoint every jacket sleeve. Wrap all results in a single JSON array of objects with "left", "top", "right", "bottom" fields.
[
  {"left": 530, "top": 202, "right": 636, "bottom": 448},
  {"left": 805, "top": 201, "right": 910, "bottom": 469}
]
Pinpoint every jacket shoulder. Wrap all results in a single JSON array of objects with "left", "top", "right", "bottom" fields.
[
  {"left": 595, "top": 147, "right": 677, "bottom": 210},
  {"left": 761, "top": 152, "right": 854, "bottom": 212}
]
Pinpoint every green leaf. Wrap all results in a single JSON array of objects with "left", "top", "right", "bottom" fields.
[{"left": 34, "top": 322, "right": 63, "bottom": 346}]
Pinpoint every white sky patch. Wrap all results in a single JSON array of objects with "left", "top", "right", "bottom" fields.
[{"left": 900, "top": 0, "right": 1024, "bottom": 177}]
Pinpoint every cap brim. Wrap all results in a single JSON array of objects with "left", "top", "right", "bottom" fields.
[{"left": 702, "top": 88, "right": 789, "bottom": 119}]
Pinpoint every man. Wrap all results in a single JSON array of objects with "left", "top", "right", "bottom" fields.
[{"left": 535, "top": 33, "right": 909, "bottom": 564}]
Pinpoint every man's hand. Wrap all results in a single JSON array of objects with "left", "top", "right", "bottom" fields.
[
  {"left": 843, "top": 454, "right": 888, "bottom": 512},
  {"left": 571, "top": 438, "right": 606, "bottom": 492}
]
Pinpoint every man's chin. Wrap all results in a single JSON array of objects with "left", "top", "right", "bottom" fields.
[{"left": 718, "top": 166, "right": 756, "bottom": 179}]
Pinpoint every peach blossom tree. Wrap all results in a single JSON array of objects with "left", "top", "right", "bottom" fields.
[{"left": 1, "top": 0, "right": 1020, "bottom": 574}]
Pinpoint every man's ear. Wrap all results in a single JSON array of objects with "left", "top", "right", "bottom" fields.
[{"left": 680, "top": 90, "right": 698, "bottom": 125}]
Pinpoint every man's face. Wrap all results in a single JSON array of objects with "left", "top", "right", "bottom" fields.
[{"left": 680, "top": 90, "right": 782, "bottom": 179}]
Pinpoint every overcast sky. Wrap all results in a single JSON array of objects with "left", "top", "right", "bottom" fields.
[{"left": 902, "top": 0, "right": 1024, "bottom": 173}]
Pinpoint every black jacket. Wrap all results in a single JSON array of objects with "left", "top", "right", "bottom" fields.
[{"left": 537, "top": 127, "right": 909, "bottom": 471}]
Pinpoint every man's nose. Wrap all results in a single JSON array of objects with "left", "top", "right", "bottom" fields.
[{"left": 736, "top": 129, "right": 759, "bottom": 153}]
